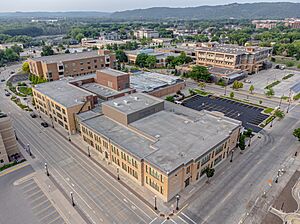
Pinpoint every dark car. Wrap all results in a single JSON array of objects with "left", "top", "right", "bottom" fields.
[
  {"left": 41, "top": 122, "right": 49, "bottom": 127},
  {"left": 30, "top": 113, "right": 37, "bottom": 118},
  {"left": 5, "top": 92, "right": 11, "bottom": 96},
  {"left": 1, "top": 79, "right": 5, "bottom": 82}
]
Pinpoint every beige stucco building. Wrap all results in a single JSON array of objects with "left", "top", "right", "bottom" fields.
[
  {"left": 28, "top": 50, "right": 116, "bottom": 81},
  {"left": 32, "top": 77, "right": 97, "bottom": 134},
  {"left": 0, "top": 112, "right": 19, "bottom": 166},
  {"left": 78, "top": 93, "right": 241, "bottom": 202},
  {"left": 196, "top": 43, "right": 272, "bottom": 74}
]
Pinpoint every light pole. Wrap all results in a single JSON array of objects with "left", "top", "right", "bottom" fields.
[
  {"left": 45, "top": 162, "right": 49, "bottom": 176},
  {"left": 230, "top": 149, "right": 234, "bottom": 162},
  {"left": 87, "top": 146, "right": 91, "bottom": 157},
  {"left": 14, "top": 129, "right": 18, "bottom": 141},
  {"left": 275, "top": 175, "right": 279, "bottom": 183},
  {"left": 70, "top": 192, "right": 75, "bottom": 206},
  {"left": 68, "top": 134, "right": 71, "bottom": 142},
  {"left": 224, "top": 85, "right": 227, "bottom": 96},
  {"left": 248, "top": 135, "right": 252, "bottom": 147},
  {"left": 286, "top": 89, "right": 292, "bottom": 113},
  {"left": 176, "top": 195, "right": 180, "bottom": 210},
  {"left": 117, "top": 168, "right": 120, "bottom": 180},
  {"left": 279, "top": 94, "right": 283, "bottom": 108},
  {"left": 27, "top": 144, "right": 32, "bottom": 156},
  {"left": 154, "top": 195, "right": 157, "bottom": 210},
  {"left": 270, "top": 117, "right": 274, "bottom": 128}
]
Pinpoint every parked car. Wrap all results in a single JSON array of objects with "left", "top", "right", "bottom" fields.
[
  {"left": 30, "top": 113, "right": 37, "bottom": 118},
  {"left": 1, "top": 79, "right": 5, "bottom": 82},
  {"left": 5, "top": 92, "right": 10, "bottom": 96},
  {"left": 244, "top": 79, "right": 252, "bottom": 83},
  {"left": 41, "top": 122, "right": 49, "bottom": 127}
]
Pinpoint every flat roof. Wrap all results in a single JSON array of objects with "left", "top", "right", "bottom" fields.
[
  {"left": 31, "top": 50, "right": 102, "bottom": 64},
  {"left": 132, "top": 109, "right": 239, "bottom": 173},
  {"left": 80, "top": 82, "right": 132, "bottom": 98},
  {"left": 197, "top": 44, "right": 272, "bottom": 55},
  {"left": 130, "top": 71, "right": 183, "bottom": 93},
  {"left": 82, "top": 98, "right": 241, "bottom": 174},
  {"left": 103, "top": 93, "right": 164, "bottom": 115},
  {"left": 100, "top": 68, "right": 128, "bottom": 77},
  {"left": 34, "top": 79, "right": 95, "bottom": 108}
]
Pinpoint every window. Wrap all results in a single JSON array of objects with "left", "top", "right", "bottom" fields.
[
  {"left": 186, "top": 166, "right": 190, "bottom": 174},
  {"left": 201, "top": 153, "right": 211, "bottom": 165},
  {"left": 197, "top": 161, "right": 200, "bottom": 169}
]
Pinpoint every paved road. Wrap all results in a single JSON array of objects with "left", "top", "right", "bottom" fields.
[
  {"left": 1, "top": 64, "right": 300, "bottom": 224},
  {"left": 0, "top": 73, "right": 158, "bottom": 224},
  {"left": 176, "top": 103, "right": 300, "bottom": 224}
]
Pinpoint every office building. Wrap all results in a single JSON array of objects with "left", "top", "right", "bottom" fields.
[
  {"left": 134, "top": 29, "right": 159, "bottom": 39},
  {"left": 126, "top": 49, "right": 179, "bottom": 68},
  {"left": 196, "top": 43, "right": 272, "bottom": 74},
  {"left": 0, "top": 112, "right": 19, "bottom": 166},
  {"left": 78, "top": 93, "right": 241, "bottom": 202},
  {"left": 28, "top": 50, "right": 116, "bottom": 81}
]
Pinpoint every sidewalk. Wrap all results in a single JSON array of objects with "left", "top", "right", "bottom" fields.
[{"left": 17, "top": 141, "right": 87, "bottom": 224}]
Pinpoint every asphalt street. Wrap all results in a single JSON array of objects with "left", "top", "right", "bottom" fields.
[
  {"left": 0, "top": 77, "right": 158, "bottom": 224},
  {"left": 1, "top": 65, "right": 300, "bottom": 224}
]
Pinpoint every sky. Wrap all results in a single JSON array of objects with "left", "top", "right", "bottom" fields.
[{"left": 1, "top": 0, "right": 300, "bottom": 12}]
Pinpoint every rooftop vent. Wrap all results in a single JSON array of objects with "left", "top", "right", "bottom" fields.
[
  {"left": 134, "top": 96, "right": 139, "bottom": 101},
  {"left": 155, "top": 134, "right": 160, "bottom": 139},
  {"left": 113, "top": 102, "right": 120, "bottom": 107},
  {"left": 123, "top": 100, "right": 129, "bottom": 104}
]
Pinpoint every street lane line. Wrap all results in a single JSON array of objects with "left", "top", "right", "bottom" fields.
[
  {"left": 181, "top": 213, "right": 197, "bottom": 224},
  {"left": 0, "top": 162, "right": 30, "bottom": 177},
  {"left": 149, "top": 217, "right": 158, "bottom": 224}
]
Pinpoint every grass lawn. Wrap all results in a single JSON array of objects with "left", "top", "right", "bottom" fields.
[{"left": 263, "top": 108, "right": 274, "bottom": 114}]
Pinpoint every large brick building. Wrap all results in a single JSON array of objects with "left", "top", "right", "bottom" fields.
[
  {"left": 78, "top": 93, "right": 241, "bottom": 202},
  {"left": 28, "top": 50, "right": 116, "bottom": 81},
  {"left": 196, "top": 43, "right": 272, "bottom": 74}
]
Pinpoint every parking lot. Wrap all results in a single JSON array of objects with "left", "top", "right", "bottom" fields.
[
  {"left": 243, "top": 68, "right": 300, "bottom": 97},
  {"left": 183, "top": 95, "right": 269, "bottom": 132}
]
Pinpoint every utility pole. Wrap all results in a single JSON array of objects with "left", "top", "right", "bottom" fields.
[
  {"left": 70, "top": 192, "right": 75, "bottom": 206},
  {"left": 154, "top": 195, "right": 157, "bottom": 210}
]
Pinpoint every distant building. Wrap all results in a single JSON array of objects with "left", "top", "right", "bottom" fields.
[
  {"left": 134, "top": 28, "right": 159, "bottom": 39},
  {"left": 0, "top": 43, "right": 24, "bottom": 50},
  {"left": 0, "top": 112, "right": 19, "bottom": 166},
  {"left": 125, "top": 49, "right": 180, "bottom": 68},
  {"left": 252, "top": 20, "right": 281, "bottom": 29},
  {"left": 28, "top": 50, "right": 116, "bottom": 81},
  {"left": 78, "top": 93, "right": 241, "bottom": 202},
  {"left": 196, "top": 43, "right": 272, "bottom": 74},
  {"left": 285, "top": 18, "right": 300, "bottom": 29},
  {"left": 81, "top": 37, "right": 131, "bottom": 49},
  {"left": 150, "top": 38, "right": 173, "bottom": 47}
]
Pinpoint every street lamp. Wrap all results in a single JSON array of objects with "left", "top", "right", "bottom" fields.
[
  {"left": 68, "top": 134, "right": 71, "bottom": 142},
  {"left": 70, "top": 192, "right": 75, "bottom": 206},
  {"left": 176, "top": 195, "right": 180, "bottom": 210},
  {"left": 275, "top": 175, "right": 279, "bottom": 183},
  {"left": 270, "top": 118, "right": 274, "bottom": 128},
  {"left": 248, "top": 135, "right": 252, "bottom": 147},
  {"left": 224, "top": 85, "right": 227, "bottom": 96},
  {"left": 230, "top": 149, "right": 234, "bottom": 162},
  {"left": 14, "top": 129, "right": 18, "bottom": 141},
  {"left": 154, "top": 195, "right": 157, "bottom": 210},
  {"left": 45, "top": 162, "right": 49, "bottom": 176},
  {"left": 87, "top": 146, "right": 91, "bottom": 157},
  {"left": 286, "top": 89, "right": 292, "bottom": 113},
  {"left": 117, "top": 168, "right": 120, "bottom": 180},
  {"left": 27, "top": 144, "right": 32, "bottom": 156}
]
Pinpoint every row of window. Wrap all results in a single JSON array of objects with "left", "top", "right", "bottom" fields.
[
  {"left": 146, "top": 165, "right": 164, "bottom": 183},
  {"left": 145, "top": 176, "right": 164, "bottom": 194},
  {"left": 121, "top": 162, "right": 138, "bottom": 179}
]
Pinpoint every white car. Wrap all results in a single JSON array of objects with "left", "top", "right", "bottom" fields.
[{"left": 244, "top": 79, "right": 252, "bottom": 83}]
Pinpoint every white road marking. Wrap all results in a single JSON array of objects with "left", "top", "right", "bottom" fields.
[{"left": 181, "top": 213, "right": 197, "bottom": 224}]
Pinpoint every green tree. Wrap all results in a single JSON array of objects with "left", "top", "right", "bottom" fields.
[
  {"left": 265, "top": 88, "right": 275, "bottom": 97},
  {"left": 165, "top": 96, "right": 175, "bottom": 102},
  {"left": 249, "top": 85, "right": 254, "bottom": 94},
  {"left": 293, "top": 128, "right": 300, "bottom": 141},
  {"left": 145, "top": 55, "right": 157, "bottom": 68},
  {"left": 198, "top": 82, "right": 206, "bottom": 89},
  {"left": 239, "top": 134, "right": 246, "bottom": 152},
  {"left": 115, "top": 50, "right": 128, "bottom": 63},
  {"left": 75, "top": 33, "right": 85, "bottom": 42},
  {"left": 205, "top": 167, "right": 215, "bottom": 183},
  {"left": 41, "top": 45, "right": 54, "bottom": 56},
  {"left": 189, "top": 65, "right": 211, "bottom": 82},
  {"left": 274, "top": 110, "right": 285, "bottom": 119},
  {"left": 232, "top": 80, "right": 243, "bottom": 90},
  {"left": 230, "top": 92, "right": 234, "bottom": 98},
  {"left": 22, "top": 62, "right": 30, "bottom": 73},
  {"left": 135, "top": 53, "right": 148, "bottom": 67}
]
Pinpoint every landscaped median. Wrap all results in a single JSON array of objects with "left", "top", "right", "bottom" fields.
[
  {"left": 10, "top": 96, "right": 32, "bottom": 111},
  {"left": 0, "top": 159, "right": 26, "bottom": 173}
]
